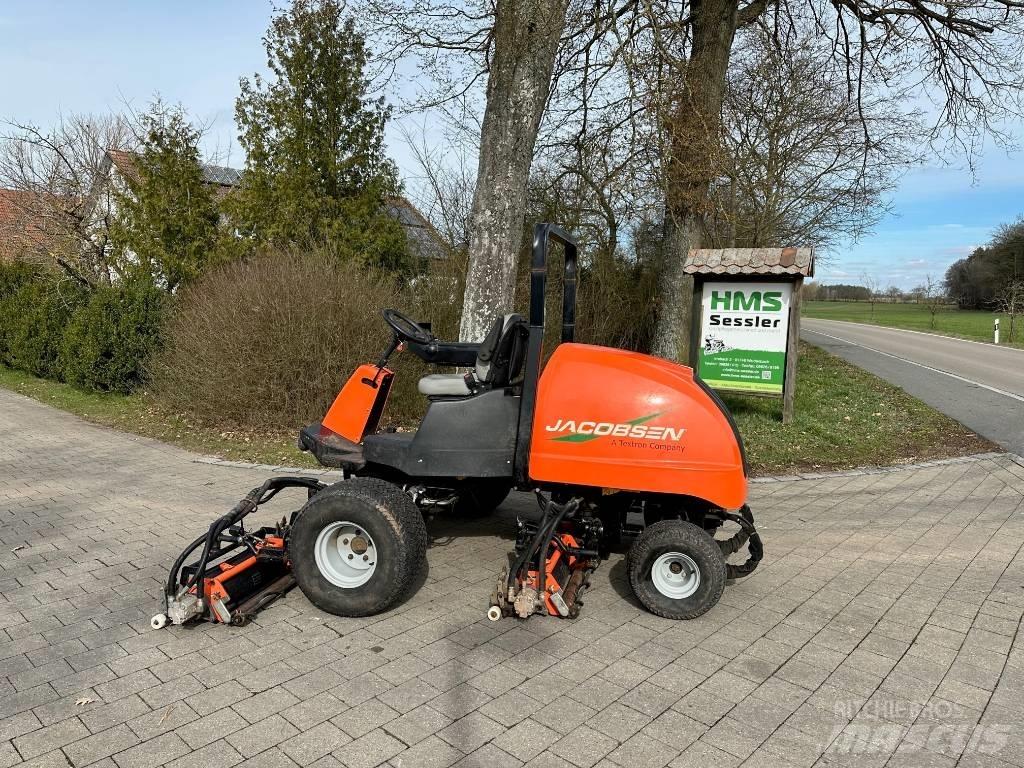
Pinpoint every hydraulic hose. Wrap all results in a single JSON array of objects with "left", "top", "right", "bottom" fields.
[
  {"left": 718, "top": 505, "right": 763, "bottom": 579},
  {"left": 507, "top": 496, "right": 580, "bottom": 593},
  {"left": 164, "top": 533, "right": 207, "bottom": 613},
  {"left": 182, "top": 491, "right": 261, "bottom": 596},
  {"left": 537, "top": 498, "right": 580, "bottom": 577},
  {"left": 508, "top": 497, "right": 557, "bottom": 592}
]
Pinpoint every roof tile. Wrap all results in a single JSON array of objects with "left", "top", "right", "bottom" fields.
[{"left": 684, "top": 246, "right": 814, "bottom": 277}]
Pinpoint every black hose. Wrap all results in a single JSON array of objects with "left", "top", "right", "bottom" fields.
[
  {"left": 537, "top": 498, "right": 579, "bottom": 579},
  {"left": 507, "top": 496, "right": 579, "bottom": 593},
  {"left": 164, "top": 533, "right": 207, "bottom": 612},
  {"left": 184, "top": 494, "right": 259, "bottom": 596},
  {"left": 719, "top": 505, "right": 763, "bottom": 579},
  {"left": 508, "top": 497, "right": 556, "bottom": 591}
]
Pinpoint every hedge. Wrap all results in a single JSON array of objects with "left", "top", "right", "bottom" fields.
[
  {"left": 148, "top": 250, "right": 425, "bottom": 429},
  {"left": 60, "top": 282, "right": 165, "bottom": 393},
  {"left": 0, "top": 261, "right": 163, "bottom": 393},
  {"left": 0, "top": 263, "right": 86, "bottom": 379}
]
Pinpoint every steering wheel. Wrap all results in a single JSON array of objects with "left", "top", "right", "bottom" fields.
[{"left": 382, "top": 308, "right": 434, "bottom": 345}]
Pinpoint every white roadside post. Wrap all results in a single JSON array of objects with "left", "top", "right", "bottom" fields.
[{"left": 995, "top": 318, "right": 1000, "bottom": 345}]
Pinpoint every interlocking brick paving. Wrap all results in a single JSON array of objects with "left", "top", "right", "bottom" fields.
[{"left": 2, "top": 387, "right": 1023, "bottom": 768}]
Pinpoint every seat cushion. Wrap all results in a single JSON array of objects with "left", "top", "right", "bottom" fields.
[{"left": 418, "top": 373, "right": 471, "bottom": 397}]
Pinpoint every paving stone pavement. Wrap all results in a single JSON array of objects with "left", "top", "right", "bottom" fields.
[{"left": 2, "top": 387, "right": 1024, "bottom": 768}]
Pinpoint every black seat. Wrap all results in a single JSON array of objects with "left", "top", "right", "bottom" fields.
[{"left": 418, "top": 314, "right": 527, "bottom": 397}]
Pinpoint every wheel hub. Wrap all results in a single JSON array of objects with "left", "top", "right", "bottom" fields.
[
  {"left": 651, "top": 552, "right": 700, "bottom": 599},
  {"left": 350, "top": 536, "right": 369, "bottom": 555},
  {"left": 315, "top": 522, "right": 377, "bottom": 588}
]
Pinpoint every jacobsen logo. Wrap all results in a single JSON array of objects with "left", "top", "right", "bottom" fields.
[{"left": 546, "top": 411, "right": 685, "bottom": 443}]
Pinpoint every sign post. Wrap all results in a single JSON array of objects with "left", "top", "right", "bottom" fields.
[{"left": 683, "top": 248, "right": 814, "bottom": 424}]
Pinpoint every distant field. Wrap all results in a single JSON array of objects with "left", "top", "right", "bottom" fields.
[{"left": 802, "top": 300, "right": 1024, "bottom": 349}]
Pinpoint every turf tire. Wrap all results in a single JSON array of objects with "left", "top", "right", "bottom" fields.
[
  {"left": 627, "top": 519, "right": 727, "bottom": 620},
  {"left": 291, "top": 478, "right": 427, "bottom": 617},
  {"left": 454, "top": 480, "right": 513, "bottom": 517}
]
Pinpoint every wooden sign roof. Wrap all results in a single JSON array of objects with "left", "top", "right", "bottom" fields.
[{"left": 683, "top": 247, "right": 814, "bottom": 277}]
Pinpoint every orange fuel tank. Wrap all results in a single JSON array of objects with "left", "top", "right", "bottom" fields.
[{"left": 528, "top": 344, "right": 748, "bottom": 510}]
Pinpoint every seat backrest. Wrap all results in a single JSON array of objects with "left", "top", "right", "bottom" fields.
[{"left": 475, "top": 314, "right": 527, "bottom": 387}]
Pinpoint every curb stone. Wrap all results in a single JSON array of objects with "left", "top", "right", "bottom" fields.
[
  {"left": 193, "top": 456, "right": 345, "bottom": 480},
  {"left": 752, "top": 451, "right": 1015, "bottom": 483}
]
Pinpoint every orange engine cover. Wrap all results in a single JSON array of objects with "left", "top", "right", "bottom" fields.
[
  {"left": 322, "top": 364, "right": 394, "bottom": 443},
  {"left": 528, "top": 343, "right": 747, "bottom": 509}
]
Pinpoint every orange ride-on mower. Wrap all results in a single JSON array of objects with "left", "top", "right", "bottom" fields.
[{"left": 154, "top": 223, "right": 761, "bottom": 629}]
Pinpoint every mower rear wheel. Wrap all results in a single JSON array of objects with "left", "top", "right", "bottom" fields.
[
  {"left": 454, "top": 480, "right": 513, "bottom": 517},
  {"left": 627, "top": 520, "right": 726, "bottom": 620},
  {"left": 291, "top": 478, "right": 427, "bottom": 617}
]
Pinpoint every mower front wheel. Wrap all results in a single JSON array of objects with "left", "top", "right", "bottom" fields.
[
  {"left": 627, "top": 520, "right": 726, "bottom": 620},
  {"left": 291, "top": 478, "right": 427, "bottom": 617}
]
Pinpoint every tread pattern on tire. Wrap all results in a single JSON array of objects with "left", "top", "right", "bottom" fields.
[
  {"left": 291, "top": 477, "right": 428, "bottom": 617},
  {"left": 627, "top": 519, "right": 727, "bottom": 620}
]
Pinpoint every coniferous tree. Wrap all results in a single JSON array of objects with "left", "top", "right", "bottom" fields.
[
  {"left": 111, "top": 100, "right": 219, "bottom": 292},
  {"left": 228, "top": 0, "right": 410, "bottom": 275}
]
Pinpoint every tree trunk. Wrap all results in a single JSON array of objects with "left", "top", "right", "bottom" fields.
[
  {"left": 651, "top": 213, "right": 702, "bottom": 360},
  {"left": 651, "top": 0, "right": 742, "bottom": 362},
  {"left": 458, "top": 0, "right": 570, "bottom": 342}
]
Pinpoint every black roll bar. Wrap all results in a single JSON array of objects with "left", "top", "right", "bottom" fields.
[
  {"left": 528, "top": 222, "right": 578, "bottom": 342},
  {"left": 514, "top": 223, "right": 579, "bottom": 485}
]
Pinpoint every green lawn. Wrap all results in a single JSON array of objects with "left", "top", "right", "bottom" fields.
[
  {"left": 720, "top": 342, "right": 993, "bottom": 473},
  {"left": 802, "top": 300, "right": 1024, "bottom": 348},
  {"left": 2, "top": 342, "right": 994, "bottom": 477}
]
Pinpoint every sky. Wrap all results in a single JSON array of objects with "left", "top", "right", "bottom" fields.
[{"left": 2, "top": 1, "right": 1022, "bottom": 291}]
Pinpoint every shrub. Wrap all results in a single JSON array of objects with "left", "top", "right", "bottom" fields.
[
  {"left": 149, "top": 249, "right": 430, "bottom": 430},
  {"left": 0, "top": 262, "right": 85, "bottom": 378},
  {"left": 0, "top": 259, "right": 36, "bottom": 299},
  {"left": 512, "top": 243, "right": 658, "bottom": 355},
  {"left": 575, "top": 257, "right": 659, "bottom": 352},
  {"left": 59, "top": 282, "right": 165, "bottom": 393},
  {"left": 0, "top": 261, "right": 38, "bottom": 368}
]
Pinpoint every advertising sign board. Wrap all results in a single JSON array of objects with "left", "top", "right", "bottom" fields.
[{"left": 697, "top": 281, "right": 792, "bottom": 394}]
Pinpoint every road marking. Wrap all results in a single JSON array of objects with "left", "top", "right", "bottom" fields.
[
  {"left": 803, "top": 329, "right": 1024, "bottom": 404},
  {"left": 804, "top": 318, "right": 1024, "bottom": 354}
]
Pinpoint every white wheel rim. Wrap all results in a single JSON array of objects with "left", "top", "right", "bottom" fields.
[
  {"left": 314, "top": 521, "right": 377, "bottom": 589},
  {"left": 651, "top": 552, "right": 701, "bottom": 599}
]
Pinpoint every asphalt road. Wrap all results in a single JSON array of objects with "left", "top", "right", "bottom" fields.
[{"left": 802, "top": 318, "right": 1024, "bottom": 456}]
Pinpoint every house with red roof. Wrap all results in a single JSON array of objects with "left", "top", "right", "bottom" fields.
[{"left": 1, "top": 149, "right": 447, "bottom": 267}]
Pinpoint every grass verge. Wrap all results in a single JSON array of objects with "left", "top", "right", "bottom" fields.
[
  {"left": 2, "top": 343, "right": 996, "bottom": 477},
  {"left": 722, "top": 342, "right": 995, "bottom": 473},
  {"left": 0, "top": 366, "right": 316, "bottom": 468},
  {"left": 803, "top": 300, "right": 1024, "bottom": 349}
]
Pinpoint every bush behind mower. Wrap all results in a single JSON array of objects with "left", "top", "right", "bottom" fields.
[{"left": 153, "top": 223, "right": 762, "bottom": 629}]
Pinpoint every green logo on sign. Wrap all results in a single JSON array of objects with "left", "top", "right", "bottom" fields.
[{"left": 710, "top": 290, "right": 783, "bottom": 312}]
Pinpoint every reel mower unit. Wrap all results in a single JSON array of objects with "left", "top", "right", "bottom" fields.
[{"left": 152, "top": 477, "right": 326, "bottom": 629}]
